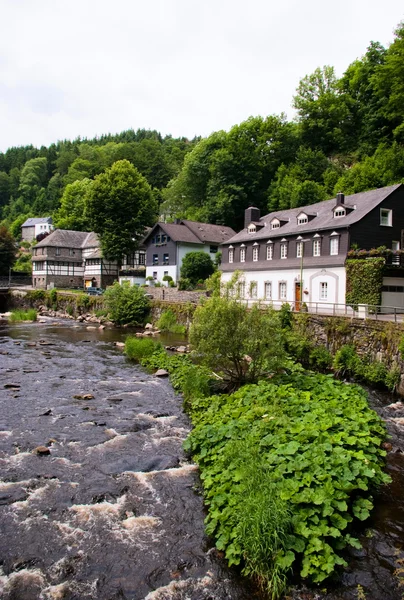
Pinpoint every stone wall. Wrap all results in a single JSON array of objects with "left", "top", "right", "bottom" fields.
[{"left": 145, "top": 287, "right": 209, "bottom": 303}]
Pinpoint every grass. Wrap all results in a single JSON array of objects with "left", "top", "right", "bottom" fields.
[
  {"left": 124, "top": 337, "right": 162, "bottom": 361},
  {"left": 10, "top": 309, "right": 37, "bottom": 322},
  {"left": 156, "top": 309, "right": 186, "bottom": 334}
]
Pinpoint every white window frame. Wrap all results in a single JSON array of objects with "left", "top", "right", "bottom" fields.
[
  {"left": 271, "top": 219, "right": 280, "bottom": 230},
  {"left": 297, "top": 213, "right": 308, "bottom": 225},
  {"left": 279, "top": 281, "right": 287, "bottom": 300},
  {"left": 334, "top": 208, "right": 346, "bottom": 218},
  {"left": 280, "top": 243, "right": 288, "bottom": 259},
  {"left": 240, "top": 247, "right": 246, "bottom": 263},
  {"left": 266, "top": 245, "right": 273, "bottom": 260},
  {"left": 330, "top": 237, "right": 339, "bottom": 256},
  {"left": 313, "top": 239, "right": 321, "bottom": 257},
  {"left": 380, "top": 208, "right": 392, "bottom": 226},
  {"left": 248, "top": 224, "right": 256, "bottom": 233},
  {"left": 250, "top": 281, "right": 258, "bottom": 298},
  {"left": 238, "top": 281, "right": 246, "bottom": 298},
  {"left": 228, "top": 248, "right": 234, "bottom": 263},
  {"left": 320, "top": 282, "right": 328, "bottom": 300},
  {"left": 264, "top": 281, "right": 272, "bottom": 300},
  {"left": 296, "top": 241, "right": 303, "bottom": 258},
  {"left": 252, "top": 246, "right": 259, "bottom": 262}
]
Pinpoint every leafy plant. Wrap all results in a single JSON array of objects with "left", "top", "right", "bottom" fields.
[
  {"left": 124, "top": 337, "right": 162, "bottom": 361},
  {"left": 103, "top": 281, "right": 150, "bottom": 325},
  {"left": 10, "top": 309, "right": 37, "bottom": 322},
  {"left": 156, "top": 309, "right": 186, "bottom": 334}
]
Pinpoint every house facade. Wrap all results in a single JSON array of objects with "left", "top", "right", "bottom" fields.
[
  {"left": 21, "top": 217, "right": 53, "bottom": 241},
  {"left": 220, "top": 184, "right": 404, "bottom": 310},
  {"left": 32, "top": 230, "right": 119, "bottom": 289},
  {"left": 143, "top": 220, "right": 236, "bottom": 284}
]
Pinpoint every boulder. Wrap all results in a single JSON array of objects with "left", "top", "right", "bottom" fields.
[
  {"left": 33, "top": 446, "right": 50, "bottom": 456},
  {"left": 114, "top": 342, "right": 125, "bottom": 348},
  {"left": 176, "top": 346, "right": 187, "bottom": 353},
  {"left": 99, "top": 325, "right": 105, "bottom": 330},
  {"left": 155, "top": 369, "right": 169, "bottom": 377},
  {"left": 145, "top": 323, "right": 153, "bottom": 330}
]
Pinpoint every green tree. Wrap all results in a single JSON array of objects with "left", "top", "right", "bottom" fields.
[
  {"left": 18, "top": 157, "right": 48, "bottom": 205},
  {"left": 54, "top": 178, "right": 93, "bottom": 231},
  {"left": 180, "top": 251, "right": 215, "bottom": 284},
  {"left": 104, "top": 281, "right": 150, "bottom": 325},
  {"left": 0, "top": 225, "right": 16, "bottom": 275},
  {"left": 86, "top": 160, "right": 157, "bottom": 260},
  {"left": 190, "top": 294, "right": 285, "bottom": 389}
]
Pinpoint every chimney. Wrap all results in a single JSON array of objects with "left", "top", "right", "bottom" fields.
[
  {"left": 336, "top": 192, "right": 345, "bottom": 205},
  {"left": 174, "top": 218, "right": 181, "bottom": 224},
  {"left": 244, "top": 206, "right": 261, "bottom": 229}
]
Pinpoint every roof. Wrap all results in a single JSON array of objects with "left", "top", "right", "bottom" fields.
[
  {"left": 34, "top": 229, "right": 100, "bottom": 249},
  {"left": 143, "top": 220, "right": 236, "bottom": 245},
  {"left": 224, "top": 184, "right": 403, "bottom": 245},
  {"left": 22, "top": 217, "right": 53, "bottom": 227}
]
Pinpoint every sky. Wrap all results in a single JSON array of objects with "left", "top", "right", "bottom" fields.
[{"left": 0, "top": 0, "right": 403, "bottom": 152}]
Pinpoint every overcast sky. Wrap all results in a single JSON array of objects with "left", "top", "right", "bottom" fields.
[{"left": 0, "top": 0, "right": 403, "bottom": 152}]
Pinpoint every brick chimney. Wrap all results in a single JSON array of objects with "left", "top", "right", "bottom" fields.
[{"left": 244, "top": 206, "right": 261, "bottom": 229}]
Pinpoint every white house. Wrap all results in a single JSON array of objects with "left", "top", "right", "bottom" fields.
[{"left": 21, "top": 217, "right": 53, "bottom": 241}]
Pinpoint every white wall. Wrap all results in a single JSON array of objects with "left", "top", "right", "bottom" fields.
[
  {"left": 221, "top": 266, "right": 346, "bottom": 312},
  {"left": 146, "top": 264, "right": 177, "bottom": 284},
  {"left": 119, "top": 275, "right": 146, "bottom": 286},
  {"left": 34, "top": 222, "right": 53, "bottom": 237},
  {"left": 381, "top": 276, "right": 404, "bottom": 312}
]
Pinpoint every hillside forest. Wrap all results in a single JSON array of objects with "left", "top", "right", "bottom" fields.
[{"left": 1, "top": 21, "right": 403, "bottom": 241}]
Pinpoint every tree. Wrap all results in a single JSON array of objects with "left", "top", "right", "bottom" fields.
[
  {"left": 86, "top": 160, "right": 157, "bottom": 260},
  {"left": 190, "top": 293, "right": 285, "bottom": 389},
  {"left": 180, "top": 251, "right": 215, "bottom": 284},
  {"left": 0, "top": 225, "right": 16, "bottom": 275},
  {"left": 54, "top": 178, "right": 93, "bottom": 231},
  {"left": 103, "top": 281, "right": 150, "bottom": 325}
]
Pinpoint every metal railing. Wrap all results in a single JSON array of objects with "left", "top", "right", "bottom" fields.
[
  {"left": 243, "top": 299, "right": 404, "bottom": 322},
  {"left": 0, "top": 276, "right": 32, "bottom": 288}
]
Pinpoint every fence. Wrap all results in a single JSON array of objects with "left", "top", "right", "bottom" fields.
[{"left": 0, "top": 275, "right": 32, "bottom": 288}]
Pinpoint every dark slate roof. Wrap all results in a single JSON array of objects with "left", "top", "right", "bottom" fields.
[
  {"left": 22, "top": 217, "right": 53, "bottom": 227},
  {"left": 143, "top": 221, "right": 236, "bottom": 245},
  {"left": 222, "top": 255, "right": 346, "bottom": 272},
  {"left": 224, "top": 184, "right": 402, "bottom": 245},
  {"left": 34, "top": 229, "right": 99, "bottom": 249}
]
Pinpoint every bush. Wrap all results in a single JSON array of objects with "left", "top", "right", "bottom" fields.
[
  {"left": 156, "top": 309, "right": 186, "bottom": 334},
  {"left": 104, "top": 281, "right": 150, "bottom": 325},
  {"left": 180, "top": 251, "right": 215, "bottom": 285},
  {"left": 309, "top": 346, "right": 333, "bottom": 371},
  {"left": 178, "top": 278, "right": 193, "bottom": 291},
  {"left": 10, "top": 309, "right": 37, "bottom": 322},
  {"left": 124, "top": 337, "right": 162, "bottom": 361},
  {"left": 190, "top": 296, "right": 286, "bottom": 389}
]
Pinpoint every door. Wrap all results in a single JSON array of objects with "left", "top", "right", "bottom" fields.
[{"left": 295, "top": 282, "right": 301, "bottom": 311}]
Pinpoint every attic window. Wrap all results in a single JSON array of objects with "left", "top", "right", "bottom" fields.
[
  {"left": 334, "top": 207, "right": 346, "bottom": 218},
  {"left": 248, "top": 224, "right": 256, "bottom": 233},
  {"left": 297, "top": 213, "right": 308, "bottom": 225},
  {"left": 271, "top": 219, "right": 280, "bottom": 230}
]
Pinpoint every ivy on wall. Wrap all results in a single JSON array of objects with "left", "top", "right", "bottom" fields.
[{"left": 346, "top": 257, "right": 385, "bottom": 307}]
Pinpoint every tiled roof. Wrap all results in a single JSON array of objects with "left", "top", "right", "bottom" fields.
[
  {"left": 144, "top": 220, "right": 236, "bottom": 245},
  {"left": 224, "top": 184, "right": 402, "bottom": 245},
  {"left": 34, "top": 229, "right": 100, "bottom": 249},
  {"left": 22, "top": 217, "right": 53, "bottom": 227}
]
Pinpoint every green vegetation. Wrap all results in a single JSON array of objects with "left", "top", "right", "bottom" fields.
[
  {"left": 156, "top": 309, "right": 186, "bottom": 334},
  {"left": 0, "top": 225, "right": 16, "bottom": 275},
  {"left": 346, "top": 258, "right": 386, "bottom": 307},
  {"left": 190, "top": 295, "right": 285, "bottom": 389},
  {"left": 10, "top": 309, "right": 37, "bottom": 322},
  {"left": 124, "top": 337, "right": 162, "bottom": 361},
  {"left": 180, "top": 251, "right": 215, "bottom": 286},
  {"left": 333, "top": 344, "right": 400, "bottom": 391},
  {"left": 103, "top": 281, "right": 150, "bottom": 325}
]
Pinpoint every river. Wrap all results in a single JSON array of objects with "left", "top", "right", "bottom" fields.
[{"left": 1, "top": 319, "right": 404, "bottom": 600}]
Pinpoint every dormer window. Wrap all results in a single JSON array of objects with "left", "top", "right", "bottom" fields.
[
  {"left": 297, "top": 213, "right": 308, "bottom": 225},
  {"left": 334, "top": 207, "right": 346, "bottom": 218},
  {"left": 248, "top": 223, "right": 257, "bottom": 233},
  {"left": 271, "top": 218, "right": 280, "bottom": 230}
]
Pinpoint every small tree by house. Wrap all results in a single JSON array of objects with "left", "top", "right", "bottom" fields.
[
  {"left": 104, "top": 281, "right": 150, "bottom": 325},
  {"left": 180, "top": 251, "right": 215, "bottom": 286}
]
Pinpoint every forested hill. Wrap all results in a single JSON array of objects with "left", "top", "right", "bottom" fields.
[{"left": 1, "top": 22, "right": 404, "bottom": 235}]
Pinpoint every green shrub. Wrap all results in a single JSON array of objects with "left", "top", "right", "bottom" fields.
[
  {"left": 180, "top": 251, "right": 215, "bottom": 284},
  {"left": 178, "top": 278, "right": 193, "bottom": 291},
  {"left": 10, "top": 309, "right": 37, "bottom": 322},
  {"left": 124, "top": 337, "right": 162, "bottom": 361},
  {"left": 76, "top": 293, "right": 90, "bottom": 310},
  {"left": 156, "top": 309, "right": 186, "bottom": 334},
  {"left": 309, "top": 346, "right": 333, "bottom": 371},
  {"left": 26, "top": 289, "right": 46, "bottom": 303},
  {"left": 66, "top": 305, "right": 74, "bottom": 316},
  {"left": 278, "top": 303, "right": 293, "bottom": 329},
  {"left": 104, "top": 282, "right": 150, "bottom": 325}
]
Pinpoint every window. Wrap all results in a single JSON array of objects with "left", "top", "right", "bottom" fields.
[
  {"left": 380, "top": 208, "right": 392, "bottom": 226},
  {"left": 238, "top": 281, "right": 245, "bottom": 298},
  {"left": 69, "top": 249, "right": 75, "bottom": 256},
  {"left": 153, "top": 254, "right": 159, "bottom": 265},
  {"left": 240, "top": 247, "right": 246, "bottom": 262},
  {"left": 153, "top": 271, "right": 157, "bottom": 280},
  {"left": 271, "top": 219, "right": 280, "bottom": 230},
  {"left": 56, "top": 247, "right": 61, "bottom": 256},
  {"left": 320, "top": 282, "right": 328, "bottom": 300},
  {"left": 297, "top": 214, "right": 308, "bottom": 225},
  {"left": 250, "top": 281, "right": 258, "bottom": 298},
  {"left": 164, "top": 271, "right": 168, "bottom": 277},
  {"left": 163, "top": 253, "right": 169, "bottom": 264},
  {"left": 330, "top": 237, "right": 339, "bottom": 255},
  {"left": 264, "top": 281, "right": 272, "bottom": 300},
  {"left": 155, "top": 234, "right": 161, "bottom": 244},
  {"left": 279, "top": 282, "right": 287, "bottom": 300},
  {"left": 161, "top": 234, "right": 167, "bottom": 243},
  {"left": 296, "top": 241, "right": 303, "bottom": 258},
  {"left": 210, "top": 245, "right": 218, "bottom": 253},
  {"left": 334, "top": 207, "right": 346, "bottom": 218},
  {"left": 34, "top": 261, "right": 45, "bottom": 271},
  {"left": 313, "top": 239, "right": 321, "bottom": 257},
  {"left": 139, "top": 253, "right": 145, "bottom": 265},
  {"left": 253, "top": 246, "right": 259, "bottom": 261},
  {"left": 266, "top": 245, "right": 273, "bottom": 260},
  {"left": 280, "top": 243, "right": 287, "bottom": 259},
  {"left": 229, "top": 248, "right": 234, "bottom": 263},
  {"left": 248, "top": 224, "right": 256, "bottom": 233}
]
